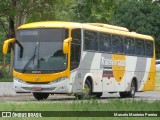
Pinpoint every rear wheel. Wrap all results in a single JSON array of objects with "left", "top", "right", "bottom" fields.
[
  {"left": 128, "top": 80, "right": 136, "bottom": 97},
  {"left": 75, "top": 80, "right": 92, "bottom": 99},
  {"left": 119, "top": 80, "right": 136, "bottom": 98},
  {"left": 33, "top": 93, "right": 49, "bottom": 100}
]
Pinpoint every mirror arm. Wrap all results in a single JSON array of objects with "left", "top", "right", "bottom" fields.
[
  {"left": 3, "top": 38, "right": 16, "bottom": 55},
  {"left": 4, "top": 38, "right": 16, "bottom": 44}
]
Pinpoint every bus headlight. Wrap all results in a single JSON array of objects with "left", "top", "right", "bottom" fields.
[
  {"left": 50, "top": 77, "right": 67, "bottom": 84},
  {"left": 14, "top": 77, "right": 26, "bottom": 84}
]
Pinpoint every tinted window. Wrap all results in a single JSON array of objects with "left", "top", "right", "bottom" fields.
[
  {"left": 41, "top": 29, "right": 68, "bottom": 42},
  {"left": 84, "top": 30, "right": 98, "bottom": 51},
  {"left": 17, "top": 29, "right": 39, "bottom": 42},
  {"left": 112, "top": 35, "right": 123, "bottom": 54},
  {"left": 15, "top": 28, "right": 68, "bottom": 73},
  {"left": 124, "top": 37, "right": 135, "bottom": 55},
  {"left": 135, "top": 39, "right": 145, "bottom": 56},
  {"left": 156, "top": 60, "right": 160, "bottom": 64},
  {"left": 99, "top": 33, "right": 111, "bottom": 52},
  {"left": 146, "top": 41, "right": 153, "bottom": 57},
  {"left": 71, "top": 29, "right": 81, "bottom": 70}
]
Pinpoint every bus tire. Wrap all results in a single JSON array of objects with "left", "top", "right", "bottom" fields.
[
  {"left": 128, "top": 80, "right": 136, "bottom": 98},
  {"left": 119, "top": 80, "right": 136, "bottom": 98},
  {"left": 75, "top": 79, "right": 92, "bottom": 99},
  {"left": 33, "top": 92, "right": 49, "bottom": 100}
]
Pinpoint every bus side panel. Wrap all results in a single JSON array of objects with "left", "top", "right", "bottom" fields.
[
  {"left": 125, "top": 72, "right": 134, "bottom": 91},
  {"left": 142, "top": 57, "right": 156, "bottom": 91},
  {"left": 70, "top": 70, "right": 83, "bottom": 93},
  {"left": 124, "top": 56, "right": 152, "bottom": 92},
  {"left": 124, "top": 56, "right": 155, "bottom": 92},
  {"left": 135, "top": 57, "right": 152, "bottom": 91},
  {"left": 124, "top": 56, "right": 137, "bottom": 91},
  {"left": 71, "top": 52, "right": 103, "bottom": 93},
  {"left": 101, "top": 53, "right": 115, "bottom": 92},
  {"left": 89, "top": 53, "right": 102, "bottom": 92},
  {"left": 102, "top": 70, "right": 115, "bottom": 92},
  {"left": 114, "top": 71, "right": 125, "bottom": 92},
  {"left": 112, "top": 54, "right": 126, "bottom": 92},
  {"left": 70, "top": 52, "right": 155, "bottom": 93}
]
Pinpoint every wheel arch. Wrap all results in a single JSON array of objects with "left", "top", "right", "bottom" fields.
[{"left": 83, "top": 73, "right": 94, "bottom": 92}]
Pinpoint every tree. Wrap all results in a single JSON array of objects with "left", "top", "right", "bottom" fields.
[
  {"left": 72, "top": 0, "right": 120, "bottom": 23},
  {"left": 0, "top": 0, "right": 57, "bottom": 74},
  {"left": 109, "top": 0, "right": 160, "bottom": 58}
]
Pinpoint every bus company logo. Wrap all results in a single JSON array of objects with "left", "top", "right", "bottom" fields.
[
  {"left": 35, "top": 77, "right": 40, "bottom": 82},
  {"left": 101, "top": 57, "right": 126, "bottom": 67}
]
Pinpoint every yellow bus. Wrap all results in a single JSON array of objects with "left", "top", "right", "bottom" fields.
[{"left": 3, "top": 21, "right": 156, "bottom": 100}]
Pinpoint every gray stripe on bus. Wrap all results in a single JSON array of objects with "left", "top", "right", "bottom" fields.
[
  {"left": 134, "top": 57, "right": 147, "bottom": 90},
  {"left": 72, "top": 52, "right": 96, "bottom": 93}
]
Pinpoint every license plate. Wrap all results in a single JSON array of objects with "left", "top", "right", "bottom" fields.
[{"left": 33, "top": 86, "right": 42, "bottom": 91}]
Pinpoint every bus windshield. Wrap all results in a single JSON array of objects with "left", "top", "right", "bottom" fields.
[{"left": 14, "top": 28, "right": 68, "bottom": 73}]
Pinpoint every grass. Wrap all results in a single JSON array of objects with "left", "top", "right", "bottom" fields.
[
  {"left": 1, "top": 99, "right": 160, "bottom": 111},
  {"left": 0, "top": 72, "right": 12, "bottom": 82},
  {"left": 0, "top": 100, "right": 160, "bottom": 120}
]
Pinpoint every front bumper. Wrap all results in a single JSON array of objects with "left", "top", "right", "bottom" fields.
[{"left": 13, "top": 77, "right": 71, "bottom": 93}]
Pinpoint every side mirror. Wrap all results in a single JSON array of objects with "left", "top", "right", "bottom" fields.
[
  {"left": 3, "top": 38, "right": 16, "bottom": 55},
  {"left": 63, "top": 38, "right": 72, "bottom": 54}
]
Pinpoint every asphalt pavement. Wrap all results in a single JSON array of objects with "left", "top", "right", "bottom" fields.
[{"left": 0, "top": 91, "right": 159, "bottom": 102}]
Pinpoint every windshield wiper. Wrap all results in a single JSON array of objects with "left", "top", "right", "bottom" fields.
[
  {"left": 16, "top": 40, "right": 23, "bottom": 58},
  {"left": 22, "top": 46, "right": 37, "bottom": 73}
]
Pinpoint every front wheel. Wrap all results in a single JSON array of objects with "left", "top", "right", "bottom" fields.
[
  {"left": 33, "top": 93, "right": 49, "bottom": 100},
  {"left": 75, "top": 80, "right": 92, "bottom": 99}
]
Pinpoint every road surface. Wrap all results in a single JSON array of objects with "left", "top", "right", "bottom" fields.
[{"left": 0, "top": 91, "right": 160, "bottom": 102}]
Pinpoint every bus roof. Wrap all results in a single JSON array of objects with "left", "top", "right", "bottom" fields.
[
  {"left": 18, "top": 21, "right": 154, "bottom": 41},
  {"left": 86, "top": 23, "right": 129, "bottom": 32}
]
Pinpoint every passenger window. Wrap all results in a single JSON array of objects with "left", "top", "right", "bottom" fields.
[
  {"left": 71, "top": 29, "right": 81, "bottom": 70},
  {"left": 99, "top": 34, "right": 111, "bottom": 52},
  {"left": 84, "top": 30, "right": 98, "bottom": 51},
  {"left": 146, "top": 41, "right": 153, "bottom": 57},
  {"left": 112, "top": 35, "right": 123, "bottom": 54},
  {"left": 135, "top": 39, "right": 145, "bottom": 56},
  {"left": 124, "top": 37, "right": 135, "bottom": 55}
]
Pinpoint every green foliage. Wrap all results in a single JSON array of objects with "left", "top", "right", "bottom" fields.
[
  {"left": 0, "top": 72, "right": 12, "bottom": 82},
  {"left": 0, "top": 99, "right": 160, "bottom": 120},
  {"left": 109, "top": 0, "right": 160, "bottom": 58},
  {"left": 72, "top": 0, "right": 118, "bottom": 23},
  {"left": 0, "top": 99, "right": 160, "bottom": 111},
  {"left": 27, "top": 0, "right": 75, "bottom": 22}
]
